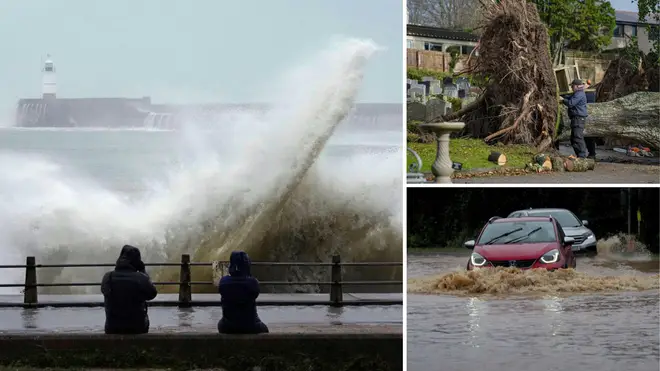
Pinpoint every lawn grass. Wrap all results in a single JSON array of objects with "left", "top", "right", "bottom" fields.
[{"left": 407, "top": 138, "right": 536, "bottom": 173}]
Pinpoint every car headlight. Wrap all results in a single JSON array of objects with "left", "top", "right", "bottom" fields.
[
  {"left": 540, "top": 249, "right": 560, "bottom": 264},
  {"left": 584, "top": 234, "right": 596, "bottom": 243},
  {"left": 471, "top": 252, "right": 488, "bottom": 267}
]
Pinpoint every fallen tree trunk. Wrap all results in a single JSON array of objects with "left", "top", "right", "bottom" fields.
[
  {"left": 557, "top": 92, "right": 660, "bottom": 149},
  {"left": 551, "top": 156, "right": 565, "bottom": 172}
]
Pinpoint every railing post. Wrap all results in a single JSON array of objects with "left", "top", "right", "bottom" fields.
[
  {"left": 178, "top": 254, "right": 191, "bottom": 308},
  {"left": 23, "top": 256, "right": 37, "bottom": 305},
  {"left": 330, "top": 254, "right": 342, "bottom": 307}
]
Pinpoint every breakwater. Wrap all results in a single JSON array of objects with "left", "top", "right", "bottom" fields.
[{"left": 15, "top": 98, "right": 401, "bottom": 130}]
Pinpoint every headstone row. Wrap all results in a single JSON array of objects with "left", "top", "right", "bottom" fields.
[{"left": 406, "top": 76, "right": 472, "bottom": 103}]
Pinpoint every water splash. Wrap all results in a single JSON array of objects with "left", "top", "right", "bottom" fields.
[
  {"left": 408, "top": 267, "right": 659, "bottom": 297},
  {"left": 0, "top": 38, "right": 403, "bottom": 294}
]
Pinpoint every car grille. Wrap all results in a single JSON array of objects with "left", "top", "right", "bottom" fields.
[
  {"left": 570, "top": 234, "right": 587, "bottom": 245},
  {"left": 490, "top": 259, "right": 537, "bottom": 268}
]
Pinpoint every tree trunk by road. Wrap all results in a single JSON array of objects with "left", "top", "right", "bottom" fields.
[{"left": 556, "top": 92, "right": 660, "bottom": 149}]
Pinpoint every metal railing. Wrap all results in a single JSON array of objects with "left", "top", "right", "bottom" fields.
[{"left": 0, "top": 255, "right": 402, "bottom": 308}]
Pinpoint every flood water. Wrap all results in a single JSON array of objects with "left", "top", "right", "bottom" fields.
[{"left": 407, "top": 250, "right": 660, "bottom": 371}]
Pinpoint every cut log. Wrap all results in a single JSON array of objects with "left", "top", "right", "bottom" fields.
[
  {"left": 551, "top": 156, "right": 565, "bottom": 172},
  {"left": 556, "top": 92, "right": 660, "bottom": 150},
  {"left": 488, "top": 151, "right": 507, "bottom": 165},
  {"left": 564, "top": 158, "right": 596, "bottom": 172},
  {"left": 542, "top": 159, "right": 552, "bottom": 170}
]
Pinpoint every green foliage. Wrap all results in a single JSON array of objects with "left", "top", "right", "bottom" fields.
[
  {"left": 566, "top": 0, "right": 617, "bottom": 52},
  {"left": 446, "top": 96, "right": 463, "bottom": 112},
  {"left": 408, "top": 68, "right": 452, "bottom": 82},
  {"left": 531, "top": 0, "right": 616, "bottom": 59},
  {"left": 407, "top": 68, "right": 488, "bottom": 87},
  {"left": 622, "top": 36, "right": 642, "bottom": 72},
  {"left": 446, "top": 45, "right": 462, "bottom": 72}
]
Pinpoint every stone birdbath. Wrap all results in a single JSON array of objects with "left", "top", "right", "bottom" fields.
[{"left": 418, "top": 122, "right": 466, "bottom": 184}]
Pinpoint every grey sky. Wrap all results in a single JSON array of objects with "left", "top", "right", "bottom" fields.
[
  {"left": 0, "top": 0, "right": 403, "bottom": 110},
  {"left": 610, "top": 0, "right": 638, "bottom": 12}
]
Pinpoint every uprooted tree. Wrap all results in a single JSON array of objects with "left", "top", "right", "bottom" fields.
[
  {"left": 436, "top": 0, "right": 659, "bottom": 152},
  {"left": 440, "top": 0, "right": 558, "bottom": 152},
  {"left": 556, "top": 91, "right": 660, "bottom": 150}
]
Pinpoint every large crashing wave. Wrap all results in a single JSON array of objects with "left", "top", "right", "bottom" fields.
[{"left": 0, "top": 38, "right": 403, "bottom": 294}]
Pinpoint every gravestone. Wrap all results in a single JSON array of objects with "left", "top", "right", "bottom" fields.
[
  {"left": 428, "top": 80, "right": 443, "bottom": 95},
  {"left": 456, "top": 77, "right": 471, "bottom": 91},
  {"left": 408, "top": 87, "right": 426, "bottom": 102},
  {"left": 407, "top": 79, "right": 417, "bottom": 91},
  {"left": 443, "top": 83, "right": 458, "bottom": 98},
  {"left": 421, "top": 76, "right": 436, "bottom": 82},
  {"left": 407, "top": 101, "right": 427, "bottom": 122},
  {"left": 425, "top": 98, "right": 450, "bottom": 122},
  {"left": 410, "top": 83, "right": 427, "bottom": 96},
  {"left": 420, "top": 81, "right": 432, "bottom": 96},
  {"left": 458, "top": 89, "right": 467, "bottom": 99}
]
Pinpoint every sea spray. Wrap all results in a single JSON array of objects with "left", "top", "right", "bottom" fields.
[{"left": 0, "top": 38, "right": 402, "bottom": 294}]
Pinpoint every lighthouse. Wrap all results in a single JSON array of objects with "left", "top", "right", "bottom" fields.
[{"left": 42, "top": 55, "right": 56, "bottom": 99}]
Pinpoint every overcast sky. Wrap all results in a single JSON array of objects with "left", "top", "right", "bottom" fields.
[
  {"left": 609, "top": 0, "right": 638, "bottom": 12},
  {"left": 0, "top": 0, "right": 403, "bottom": 111}
]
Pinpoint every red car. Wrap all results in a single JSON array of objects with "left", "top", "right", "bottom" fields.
[{"left": 465, "top": 216, "right": 577, "bottom": 270}]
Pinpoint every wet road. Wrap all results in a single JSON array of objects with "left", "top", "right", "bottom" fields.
[
  {"left": 407, "top": 253, "right": 660, "bottom": 371},
  {"left": 454, "top": 162, "right": 660, "bottom": 184}
]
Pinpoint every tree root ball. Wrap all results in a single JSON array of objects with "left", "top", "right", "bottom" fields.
[{"left": 445, "top": 0, "right": 558, "bottom": 151}]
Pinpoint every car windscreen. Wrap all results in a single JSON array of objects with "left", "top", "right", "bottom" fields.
[
  {"left": 526, "top": 210, "right": 582, "bottom": 227},
  {"left": 477, "top": 221, "right": 557, "bottom": 245}
]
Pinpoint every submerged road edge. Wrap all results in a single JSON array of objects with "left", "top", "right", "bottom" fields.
[{"left": 0, "top": 325, "right": 403, "bottom": 371}]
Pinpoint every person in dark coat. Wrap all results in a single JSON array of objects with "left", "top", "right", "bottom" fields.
[
  {"left": 101, "top": 245, "right": 158, "bottom": 334},
  {"left": 217, "top": 251, "right": 269, "bottom": 334},
  {"left": 560, "top": 79, "right": 589, "bottom": 159}
]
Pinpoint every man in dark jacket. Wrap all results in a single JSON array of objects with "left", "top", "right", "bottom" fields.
[
  {"left": 101, "top": 245, "right": 158, "bottom": 334},
  {"left": 560, "top": 79, "right": 589, "bottom": 158},
  {"left": 217, "top": 251, "right": 269, "bottom": 334}
]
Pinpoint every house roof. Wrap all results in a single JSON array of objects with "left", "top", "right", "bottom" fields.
[
  {"left": 407, "top": 24, "right": 479, "bottom": 42},
  {"left": 615, "top": 10, "right": 659, "bottom": 25}
]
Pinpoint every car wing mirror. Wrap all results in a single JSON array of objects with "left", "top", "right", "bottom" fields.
[
  {"left": 464, "top": 240, "right": 475, "bottom": 249},
  {"left": 582, "top": 220, "right": 589, "bottom": 226},
  {"left": 563, "top": 236, "right": 575, "bottom": 246}
]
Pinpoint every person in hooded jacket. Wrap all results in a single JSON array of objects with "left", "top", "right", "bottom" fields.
[
  {"left": 217, "top": 251, "right": 269, "bottom": 334},
  {"left": 560, "top": 79, "right": 589, "bottom": 159},
  {"left": 101, "top": 245, "right": 158, "bottom": 334}
]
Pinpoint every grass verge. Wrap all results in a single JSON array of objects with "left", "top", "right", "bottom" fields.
[{"left": 407, "top": 139, "right": 536, "bottom": 173}]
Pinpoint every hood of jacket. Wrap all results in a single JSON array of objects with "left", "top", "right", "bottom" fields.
[
  {"left": 228, "top": 251, "right": 251, "bottom": 277},
  {"left": 115, "top": 245, "right": 143, "bottom": 272}
]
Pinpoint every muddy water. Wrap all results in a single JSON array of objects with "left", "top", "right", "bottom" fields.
[{"left": 407, "top": 251, "right": 660, "bottom": 371}]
